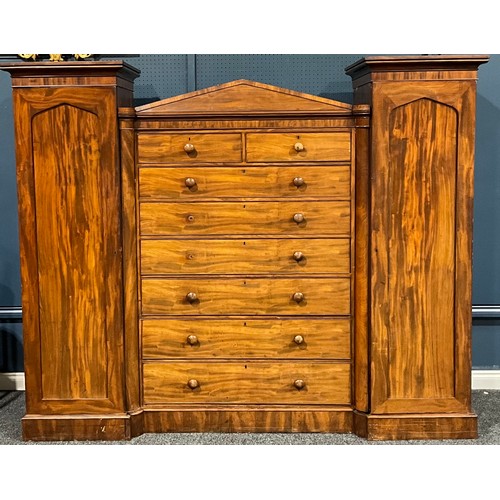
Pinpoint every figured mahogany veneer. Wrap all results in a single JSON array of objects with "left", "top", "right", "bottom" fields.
[
  {"left": 138, "top": 165, "right": 351, "bottom": 199},
  {"left": 0, "top": 56, "right": 488, "bottom": 441}
]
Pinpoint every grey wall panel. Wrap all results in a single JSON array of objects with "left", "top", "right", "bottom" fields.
[
  {"left": 0, "top": 69, "right": 23, "bottom": 372},
  {"left": 195, "top": 54, "right": 363, "bottom": 103},
  {"left": 116, "top": 54, "right": 190, "bottom": 105},
  {"left": 0, "top": 70, "right": 20, "bottom": 308},
  {"left": 0, "top": 320, "right": 23, "bottom": 372},
  {"left": 473, "top": 57, "right": 500, "bottom": 305},
  {"left": 473, "top": 322, "right": 500, "bottom": 369}
]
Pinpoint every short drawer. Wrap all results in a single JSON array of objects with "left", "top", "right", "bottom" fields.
[
  {"left": 143, "top": 361, "right": 351, "bottom": 404},
  {"left": 141, "top": 277, "right": 351, "bottom": 316},
  {"left": 142, "top": 318, "right": 351, "bottom": 359},
  {"left": 138, "top": 133, "right": 242, "bottom": 163},
  {"left": 141, "top": 238, "right": 350, "bottom": 275},
  {"left": 246, "top": 132, "right": 351, "bottom": 162},
  {"left": 140, "top": 201, "right": 350, "bottom": 236},
  {"left": 138, "top": 166, "right": 351, "bottom": 199}
]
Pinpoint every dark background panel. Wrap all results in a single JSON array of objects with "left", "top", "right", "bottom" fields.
[
  {"left": 0, "top": 54, "right": 499, "bottom": 372},
  {"left": 0, "top": 69, "right": 20, "bottom": 308},
  {"left": 194, "top": 54, "right": 362, "bottom": 103},
  {"left": 473, "top": 57, "right": 500, "bottom": 305}
]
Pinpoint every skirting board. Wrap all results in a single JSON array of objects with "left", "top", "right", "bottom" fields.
[
  {"left": 0, "top": 372, "right": 25, "bottom": 390},
  {"left": 471, "top": 370, "right": 500, "bottom": 390},
  {"left": 1, "top": 371, "right": 499, "bottom": 392}
]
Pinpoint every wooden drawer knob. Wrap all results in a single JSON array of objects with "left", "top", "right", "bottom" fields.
[
  {"left": 293, "top": 213, "right": 305, "bottom": 224},
  {"left": 186, "top": 292, "right": 198, "bottom": 303},
  {"left": 184, "top": 143, "right": 196, "bottom": 153},
  {"left": 294, "top": 379, "right": 306, "bottom": 390},
  {"left": 293, "top": 334, "right": 304, "bottom": 345},
  {"left": 187, "top": 379, "right": 199, "bottom": 389},
  {"left": 293, "top": 177, "right": 305, "bottom": 187},
  {"left": 185, "top": 177, "right": 197, "bottom": 188},
  {"left": 293, "top": 292, "right": 305, "bottom": 303},
  {"left": 294, "top": 142, "right": 305, "bottom": 152},
  {"left": 293, "top": 251, "right": 305, "bottom": 262},
  {"left": 187, "top": 334, "right": 199, "bottom": 345}
]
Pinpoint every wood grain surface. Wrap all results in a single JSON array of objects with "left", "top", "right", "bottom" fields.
[
  {"left": 387, "top": 98, "right": 456, "bottom": 400},
  {"left": 140, "top": 201, "right": 350, "bottom": 236},
  {"left": 138, "top": 165, "right": 351, "bottom": 199},
  {"left": 141, "top": 277, "right": 351, "bottom": 315},
  {"left": 33, "top": 104, "right": 108, "bottom": 400},
  {"left": 120, "top": 113, "right": 141, "bottom": 411},
  {"left": 140, "top": 238, "right": 350, "bottom": 275},
  {"left": 142, "top": 318, "right": 351, "bottom": 359},
  {"left": 350, "top": 60, "right": 484, "bottom": 425},
  {"left": 138, "top": 132, "right": 242, "bottom": 163},
  {"left": 143, "top": 361, "right": 351, "bottom": 404},
  {"left": 246, "top": 132, "right": 351, "bottom": 162},
  {"left": 143, "top": 408, "right": 353, "bottom": 433},
  {"left": 9, "top": 81, "right": 131, "bottom": 417},
  {"left": 353, "top": 411, "right": 478, "bottom": 440},
  {"left": 353, "top": 125, "right": 370, "bottom": 412},
  {"left": 22, "top": 414, "right": 132, "bottom": 442}
]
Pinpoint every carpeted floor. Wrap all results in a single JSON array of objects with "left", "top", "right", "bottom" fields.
[{"left": 1, "top": 389, "right": 499, "bottom": 445}]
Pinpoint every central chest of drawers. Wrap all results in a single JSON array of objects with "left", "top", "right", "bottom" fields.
[{"left": 134, "top": 82, "right": 359, "bottom": 428}]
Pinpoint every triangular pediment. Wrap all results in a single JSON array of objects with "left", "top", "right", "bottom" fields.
[{"left": 135, "top": 80, "right": 352, "bottom": 116}]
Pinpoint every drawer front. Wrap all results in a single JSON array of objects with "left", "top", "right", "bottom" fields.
[
  {"left": 143, "top": 362, "right": 351, "bottom": 404},
  {"left": 141, "top": 277, "right": 350, "bottom": 316},
  {"left": 140, "top": 201, "right": 350, "bottom": 236},
  {"left": 142, "top": 318, "right": 351, "bottom": 359},
  {"left": 246, "top": 132, "right": 351, "bottom": 162},
  {"left": 139, "top": 166, "right": 351, "bottom": 199},
  {"left": 141, "top": 238, "right": 350, "bottom": 275},
  {"left": 138, "top": 133, "right": 242, "bottom": 163}
]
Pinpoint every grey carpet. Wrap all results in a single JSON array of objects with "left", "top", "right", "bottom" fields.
[{"left": 1, "top": 390, "right": 499, "bottom": 445}]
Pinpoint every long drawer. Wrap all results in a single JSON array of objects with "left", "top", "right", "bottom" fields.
[
  {"left": 143, "top": 361, "right": 351, "bottom": 404},
  {"left": 138, "top": 133, "right": 242, "bottom": 163},
  {"left": 246, "top": 132, "right": 351, "bottom": 162},
  {"left": 141, "top": 277, "right": 350, "bottom": 316},
  {"left": 140, "top": 201, "right": 350, "bottom": 236},
  {"left": 139, "top": 166, "right": 351, "bottom": 199},
  {"left": 142, "top": 318, "right": 351, "bottom": 359},
  {"left": 141, "top": 238, "right": 350, "bottom": 275}
]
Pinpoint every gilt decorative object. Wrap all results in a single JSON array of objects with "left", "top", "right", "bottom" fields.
[{"left": 18, "top": 54, "right": 93, "bottom": 61}]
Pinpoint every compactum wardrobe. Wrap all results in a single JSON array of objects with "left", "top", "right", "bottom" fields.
[{"left": 0, "top": 55, "right": 488, "bottom": 441}]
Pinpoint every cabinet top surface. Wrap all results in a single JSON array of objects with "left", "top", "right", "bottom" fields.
[
  {"left": 0, "top": 59, "right": 141, "bottom": 79},
  {"left": 346, "top": 54, "right": 489, "bottom": 77}
]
